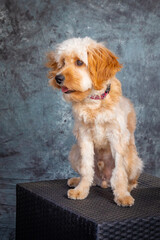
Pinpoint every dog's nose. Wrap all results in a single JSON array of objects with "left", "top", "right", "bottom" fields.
[{"left": 55, "top": 74, "right": 65, "bottom": 84}]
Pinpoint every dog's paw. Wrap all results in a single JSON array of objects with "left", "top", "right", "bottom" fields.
[
  {"left": 115, "top": 195, "right": 135, "bottom": 207},
  {"left": 128, "top": 183, "right": 137, "bottom": 192},
  {"left": 128, "top": 179, "right": 138, "bottom": 192},
  {"left": 67, "top": 188, "right": 89, "bottom": 200},
  {"left": 67, "top": 177, "right": 80, "bottom": 187}
]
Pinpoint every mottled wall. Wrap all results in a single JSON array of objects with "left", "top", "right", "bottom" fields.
[{"left": 0, "top": 0, "right": 160, "bottom": 239}]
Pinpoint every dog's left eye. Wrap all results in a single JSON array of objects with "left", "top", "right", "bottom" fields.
[{"left": 76, "top": 60, "right": 83, "bottom": 66}]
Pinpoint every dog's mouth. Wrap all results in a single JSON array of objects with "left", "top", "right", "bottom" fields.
[{"left": 61, "top": 86, "right": 76, "bottom": 94}]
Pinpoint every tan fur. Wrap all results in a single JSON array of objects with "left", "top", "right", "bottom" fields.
[
  {"left": 88, "top": 45, "right": 122, "bottom": 89},
  {"left": 67, "top": 177, "right": 80, "bottom": 187},
  {"left": 45, "top": 52, "right": 60, "bottom": 89},
  {"left": 46, "top": 37, "right": 143, "bottom": 207}
]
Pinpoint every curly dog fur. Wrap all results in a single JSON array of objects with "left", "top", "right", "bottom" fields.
[{"left": 46, "top": 37, "right": 143, "bottom": 207}]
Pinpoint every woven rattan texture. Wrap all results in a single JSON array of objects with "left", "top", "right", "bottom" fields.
[
  {"left": 98, "top": 216, "right": 160, "bottom": 240},
  {"left": 16, "top": 173, "right": 160, "bottom": 240}
]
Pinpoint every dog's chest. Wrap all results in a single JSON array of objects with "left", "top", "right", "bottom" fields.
[{"left": 91, "top": 124, "right": 108, "bottom": 149}]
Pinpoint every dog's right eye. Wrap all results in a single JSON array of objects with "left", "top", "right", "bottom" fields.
[
  {"left": 59, "top": 59, "right": 65, "bottom": 69},
  {"left": 61, "top": 59, "right": 65, "bottom": 68}
]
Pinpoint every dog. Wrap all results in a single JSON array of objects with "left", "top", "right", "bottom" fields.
[{"left": 46, "top": 37, "right": 143, "bottom": 207}]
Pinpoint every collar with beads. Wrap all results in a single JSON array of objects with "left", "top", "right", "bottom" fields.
[{"left": 89, "top": 84, "right": 111, "bottom": 100}]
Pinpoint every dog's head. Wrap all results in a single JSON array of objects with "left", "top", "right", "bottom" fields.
[{"left": 46, "top": 37, "right": 122, "bottom": 102}]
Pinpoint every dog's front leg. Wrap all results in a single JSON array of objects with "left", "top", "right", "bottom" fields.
[
  {"left": 109, "top": 130, "right": 135, "bottom": 207},
  {"left": 67, "top": 130, "right": 94, "bottom": 200},
  {"left": 111, "top": 152, "right": 134, "bottom": 207}
]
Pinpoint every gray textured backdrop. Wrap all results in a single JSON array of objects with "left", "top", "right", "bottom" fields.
[{"left": 0, "top": 0, "right": 160, "bottom": 239}]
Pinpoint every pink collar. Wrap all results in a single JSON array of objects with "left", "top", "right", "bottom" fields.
[{"left": 90, "top": 84, "right": 111, "bottom": 100}]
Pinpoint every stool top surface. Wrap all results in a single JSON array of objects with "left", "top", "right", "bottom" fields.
[{"left": 17, "top": 173, "right": 160, "bottom": 224}]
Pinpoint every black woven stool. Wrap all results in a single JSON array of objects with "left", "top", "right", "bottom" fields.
[{"left": 16, "top": 173, "right": 160, "bottom": 240}]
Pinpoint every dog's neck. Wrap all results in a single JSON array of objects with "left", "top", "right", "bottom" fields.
[
  {"left": 72, "top": 78, "right": 122, "bottom": 116},
  {"left": 89, "top": 84, "right": 111, "bottom": 100}
]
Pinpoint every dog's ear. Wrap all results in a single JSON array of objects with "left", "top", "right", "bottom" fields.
[
  {"left": 87, "top": 45, "right": 122, "bottom": 90},
  {"left": 45, "top": 51, "right": 60, "bottom": 89}
]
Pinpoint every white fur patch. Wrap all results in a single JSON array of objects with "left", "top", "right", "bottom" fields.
[
  {"left": 78, "top": 68, "right": 92, "bottom": 91},
  {"left": 55, "top": 37, "right": 97, "bottom": 65}
]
